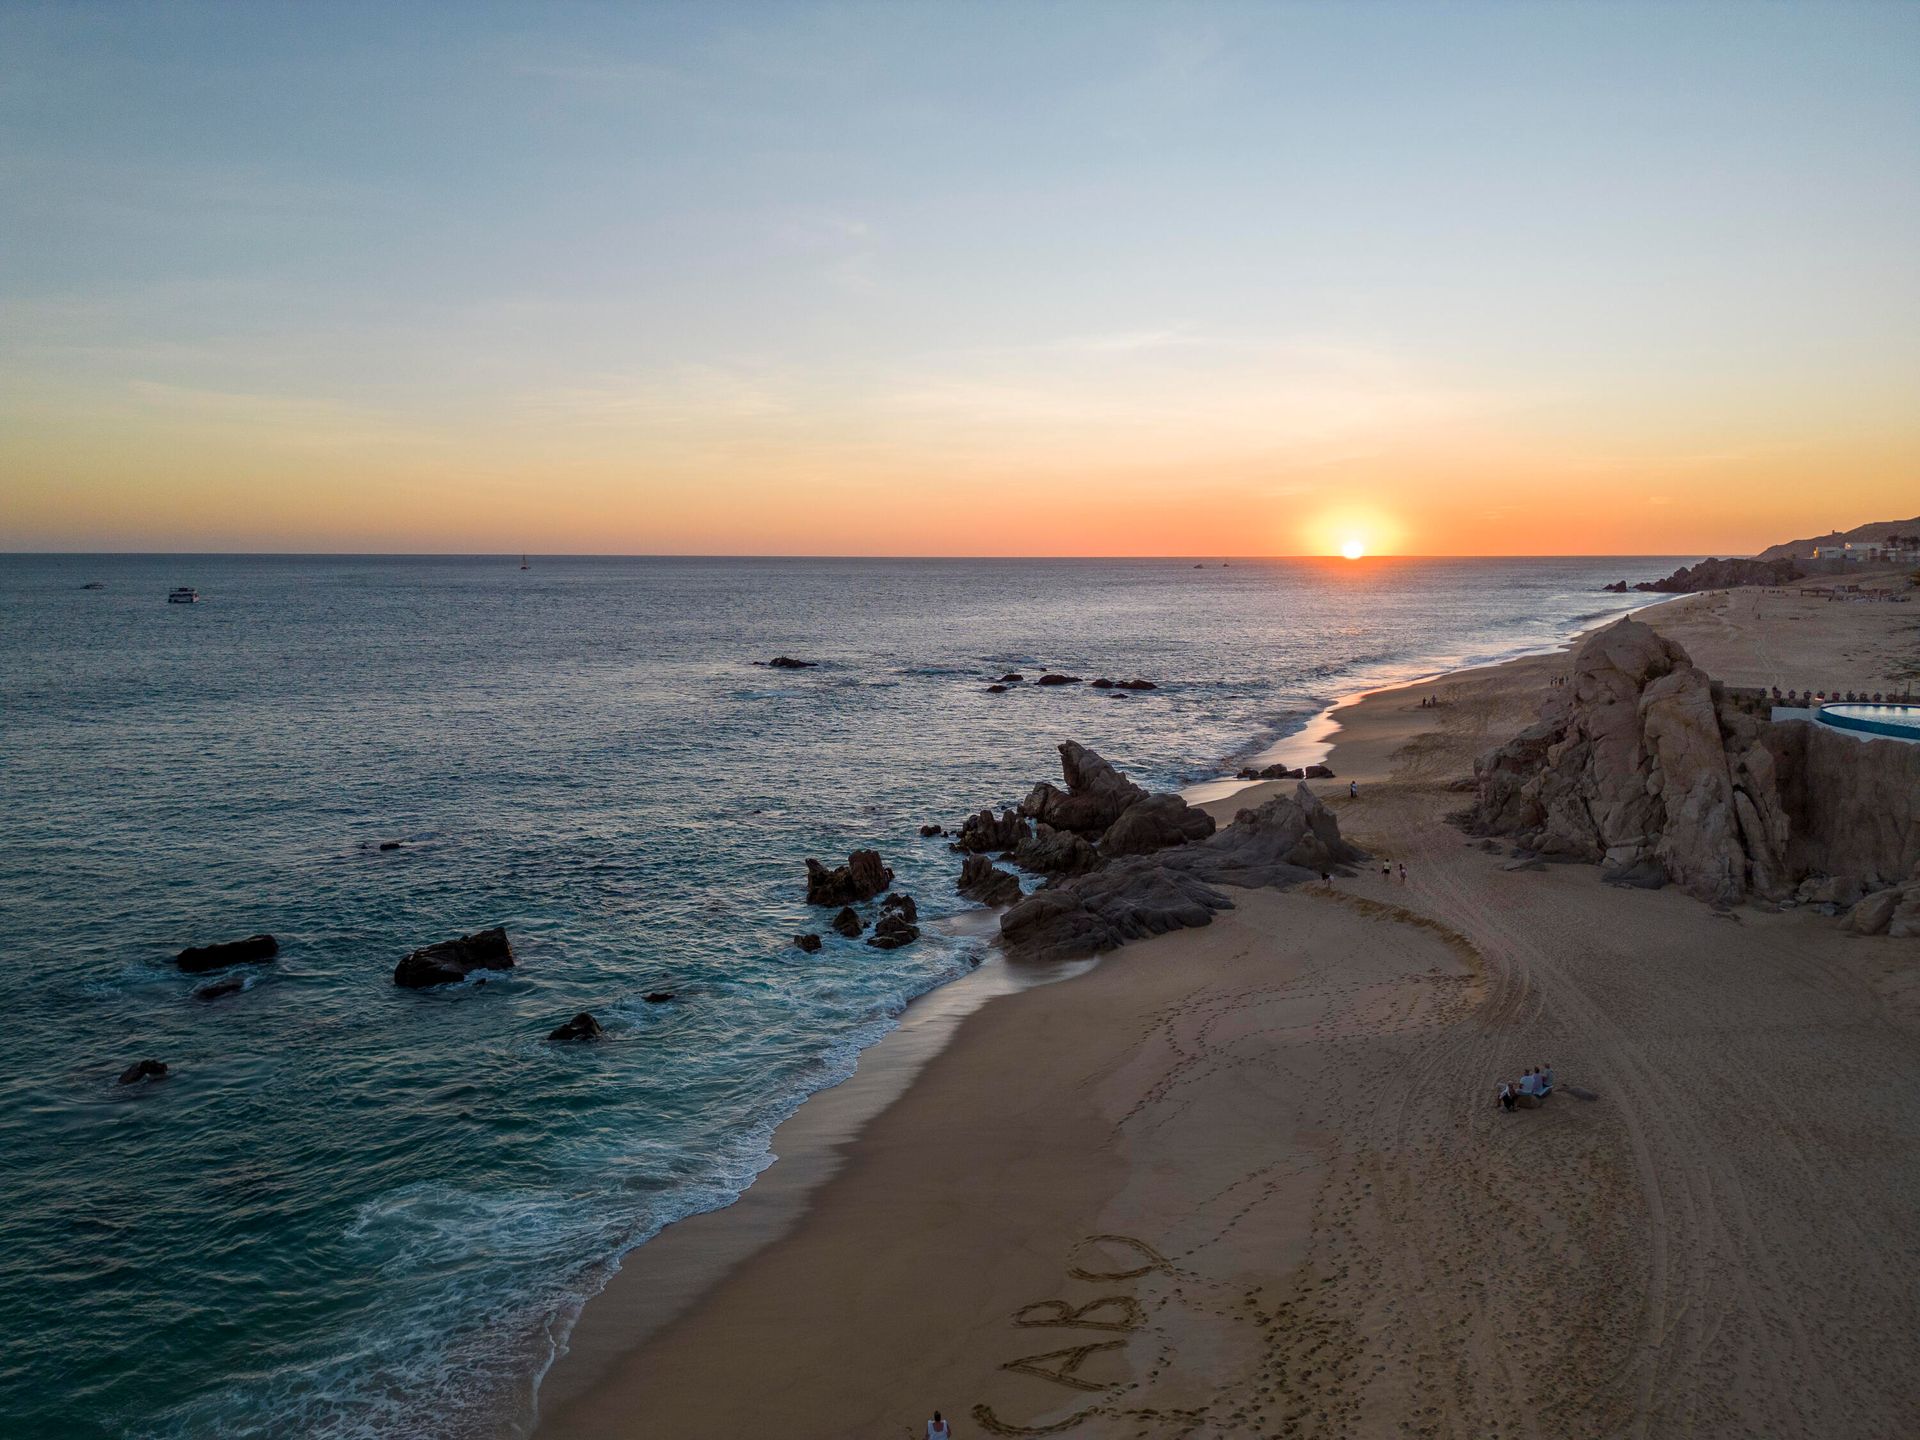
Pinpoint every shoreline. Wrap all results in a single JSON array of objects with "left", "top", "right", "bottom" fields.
[{"left": 530, "top": 588, "right": 1697, "bottom": 1435}]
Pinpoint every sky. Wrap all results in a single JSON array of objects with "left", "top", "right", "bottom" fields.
[{"left": 2, "top": 0, "right": 1917, "bottom": 556}]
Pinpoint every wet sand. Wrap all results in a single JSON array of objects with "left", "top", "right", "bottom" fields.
[{"left": 537, "top": 586, "right": 1920, "bottom": 1439}]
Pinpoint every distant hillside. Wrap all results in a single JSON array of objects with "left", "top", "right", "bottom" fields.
[{"left": 1757, "top": 515, "right": 1920, "bottom": 561}]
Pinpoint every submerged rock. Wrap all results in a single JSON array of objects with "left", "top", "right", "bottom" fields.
[
  {"left": 766, "top": 656, "right": 817, "bottom": 668},
  {"left": 794, "top": 932, "right": 823, "bottom": 953},
  {"left": 958, "top": 853, "right": 1024, "bottom": 906},
  {"left": 998, "top": 672, "right": 1025, "bottom": 682},
  {"left": 393, "top": 927, "right": 515, "bottom": 988},
  {"left": 805, "top": 850, "right": 893, "bottom": 905},
  {"left": 919, "top": 824, "right": 945, "bottom": 837},
  {"left": 1035, "top": 673, "right": 1082, "bottom": 686},
  {"left": 867, "top": 910, "right": 920, "bottom": 949},
  {"left": 548, "top": 1012, "right": 604, "bottom": 1042},
  {"left": 176, "top": 934, "right": 278, "bottom": 974},
  {"left": 1114, "top": 679, "right": 1158, "bottom": 691},
  {"left": 118, "top": 1059, "right": 168, "bottom": 1085},
  {"left": 644, "top": 992, "right": 675, "bottom": 1003},
  {"left": 985, "top": 684, "right": 1009, "bottom": 693},
  {"left": 378, "top": 841, "right": 403, "bottom": 852},
  {"left": 192, "top": 976, "right": 248, "bottom": 1002}
]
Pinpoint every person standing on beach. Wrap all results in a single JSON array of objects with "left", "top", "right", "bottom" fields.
[
  {"left": 1349, "top": 779, "right": 1359, "bottom": 799},
  {"left": 928, "top": 1411, "right": 952, "bottom": 1439},
  {"left": 1397, "top": 861, "right": 1407, "bottom": 885}
]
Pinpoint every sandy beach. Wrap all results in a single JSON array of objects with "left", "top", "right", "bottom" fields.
[{"left": 537, "top": 585, "right": 1920, "bottom": 1440}]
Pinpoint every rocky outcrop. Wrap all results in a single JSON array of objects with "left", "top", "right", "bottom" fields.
[
  {"left": 176, "top": 934, "right": 278, "bottom": 973},
  {"left": 867, "top": 909, "right": 920, "bottom": 949},
  {"left": 1303, "top": 764, "right": 1335, "bottom": 779},
  {"left": 1237, "top": 763, "right": 1303, "bottom": 781},
  {"left": 1012, "top": 822, "right": 1101, "bottom": 876},
  {"left": 118, "top": 1059, "right": 168, "bottom": 1085},
  {"left": 794, "top": 933, "right": 823, "bottom": 952},
  {"left": 882, "top": 893, "right": 918, "bottom": 924},
  {"left": 766, "top": 656, "right": 816, "bottom": 668},
  {"left": 645, "top": 992, "right": 675, "bottom": 1003},
  {"left": 999, "top": 858, "right": 1233, "bottom": 963},
  {"left": 1099, "top": 793, "right": 1216, "bottom": 856},
  {"left": 805, "top": 850, "right": 893, "bottom": 905},
  {"left": 1633, "top": 558, "right": 1802, "bottom": 593},
  {"left": 830, "top": 906, "right": 864, "bottom": 938},
  {"left": 1020, "top": 742, "right": 1148, "bottom": 836},
  {"left": 548, "top": 1012, "right": 604, "bottom": 1042},
  {"left": 394, "top": 927, "right": 516, "bottom": 988},
  {"left": 919, "top": 824, "right": 945, "bottom": 837},
  {"left": 953, "top": 808, "right": 1030, "bottom": 853},
  {"left": 1472, "top": 617, "right": 1920, "bottom": 908},
  {"left": 958, "top": 854, "right": 1024, "bottom": 906},
  {"left": 1035, "top": 673, "right": 1082, "bottom": 686}
]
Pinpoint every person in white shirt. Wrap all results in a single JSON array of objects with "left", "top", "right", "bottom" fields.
[
  {"left": 1539, "top": 1062, "right": 1554, "bottom": 1095},
  {"left": 929, "top": 1411, "right": 952, "bottom": 1439},
  {"left": 1518, "top": 1070, "right": 1538, "bottom": 1097}
]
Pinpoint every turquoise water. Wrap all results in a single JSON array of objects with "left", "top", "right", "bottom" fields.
[{"left": 0, "top": 555, "right": 1673, "bottom": 1438}]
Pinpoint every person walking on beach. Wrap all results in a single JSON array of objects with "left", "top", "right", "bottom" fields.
[
  {"left": 1349, "top": 779, "right": 1359, "bottom": 799},
  {"left": 928, "top": 1411, "right": 952, "bottom": 1439},
  {"left": 1497, "top": 1080, "right": 1515, "bottom": 1112},
  {"left": 1397, "top": 861, "right": 1407, "bottom": 885}
]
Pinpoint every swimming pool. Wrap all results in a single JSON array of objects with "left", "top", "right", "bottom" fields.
[{"left": 1817, "top": 703, "right": 1920, "bottom": 742}]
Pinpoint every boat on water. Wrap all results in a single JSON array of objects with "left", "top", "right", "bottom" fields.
[
  {"left": 167, "top": 587, "right": 200, "bottom": 604},
  {"left": 520, "top": 554, "right": 530, "bottom": 570}
]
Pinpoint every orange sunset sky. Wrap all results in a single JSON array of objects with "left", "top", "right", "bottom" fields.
[{"left": 3, "top": 3, "right": 1916, "bottom": 556}]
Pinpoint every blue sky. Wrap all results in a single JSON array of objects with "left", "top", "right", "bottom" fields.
[{"left": 3, "top": 1, "right": 1916, "bottom": 552}]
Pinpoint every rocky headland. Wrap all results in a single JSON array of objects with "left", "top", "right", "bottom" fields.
[
  {"left": 1472, "top": 616, "right": 1920, "bottom": 929},
  {"left": 1602, "top": 557, "right": 1803, "bottom": 594}
]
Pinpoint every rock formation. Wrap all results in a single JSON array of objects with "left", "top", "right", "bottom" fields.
[
  {"left": 766, "top": 656, "right": 816, "bottom": 668},
  {"left": 1020, "top": 742, "right": 1148, "bottom": 836},
  {"left": 644, "top": 992, "right": 675, "bottom": 1003},
  {"left": 117, "top": 1059, "right": 168, "bottom": 1085},
  {"left": 1472, "top": 617, "right": 1920, "bottom": 908},
  {"left": 1098, "top": 792, "right": 1216, "bottom": 856},
  {"left": 1011, "top": 822, "right": 1101, "bottom": 876},
  {"left": 176, "top": 934, "right": 278, "bottom": 973},
  {"left": 881, "top": 892, "right": 918, "bottom": 924},
  {"left": 548, "top": 1012, "right": 604, "bottom": 1042},
  {"left": 830, "top": 906, "right": 864, "bottom": 938},
  {"left": 1035, "top": 673, "right": 1082, "bottom": 686},
  {"left": 953, "top": 808, "right": 1030, "bottom": 853},
  {"left": 805, "top": 850, "right": 893, "bottom": 905},
  {"left": 192, "top": 976, "right": 247, "bottom": 1002},
  {"left": 393, "top": 927, "right": 516, "bottom": 988},
  {"left": 794, "top": 933, "right": 822, "bottom": 952},
  {"left": 1631, "top": 557, "right": 1802, "bottom": 593},
  {"left": 867, "top": 909, "right": 920, "bottom": 949},
  {"left": 958, "top": 853, "right": 1024, "bottom": 906}
]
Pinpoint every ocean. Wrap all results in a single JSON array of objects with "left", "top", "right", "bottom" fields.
[{"left": 0, "top": 554, "right": 1674, "bottom": 1438}]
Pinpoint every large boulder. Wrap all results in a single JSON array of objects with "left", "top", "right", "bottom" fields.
[
  {"left": 176, "top": 934, "right": 278, "bottom": 973},
  {"left": 830, "top": 906, "right": 864, "bottom": 938},
  {"left": 1012, "top": 822, "right": 1101, "bottom": 876},
  {"left": 1099, "top": 793, "right": 1216, "bottom": 857},
  {"left": 958, "top": 853, "right": 1024, "bottom": 906},
  {"left": 805, "top": 850, "right": 893, "bottom": 905},
  {"left": 953, "top": 808, "right": 1030, "bottom": 853},
  {"left": 548, "top": 1012, "right": 604, "bottom": 1042},
  {"left": 882, "top": 892, "right": 918, "bottom": 924},
  {"left": 394, "top": 927, "right": 516, "bottom": 988},
  {"left": 1170, "top": 784, "right": 1365, "bottom": 886},
  {"left": 999, "top": 858, "right": 1232, "bottom": 963},
  {"left": 1846, "top": 887, "right": 1904, "bottom": 936},
  {"left": 867, "top": 910, "right": 920, "bottom": 949},
  {"left": 1019, "top": 742, "right": 1148, "bottom": 836}
]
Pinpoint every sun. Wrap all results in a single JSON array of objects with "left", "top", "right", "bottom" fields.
[{"left": 1341, "top": 539, "right": 1367, "bottom": 560}]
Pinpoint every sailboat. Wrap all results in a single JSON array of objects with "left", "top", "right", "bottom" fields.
[{"left": 520, "top": 554, "right": 529, "bottom": 570}]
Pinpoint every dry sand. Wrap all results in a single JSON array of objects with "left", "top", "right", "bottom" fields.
[{"left": 536, "top": 588, "right": 1920, "bottom": 1440}]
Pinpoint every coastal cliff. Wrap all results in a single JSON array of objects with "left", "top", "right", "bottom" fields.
[{"left": 1473, "top": 617, "right": 1920, "bottom": 911}]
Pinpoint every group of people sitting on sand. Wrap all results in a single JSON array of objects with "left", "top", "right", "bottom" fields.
[{"left": 1496, "top": 1064, "right": 1554, "bottom": 1112}]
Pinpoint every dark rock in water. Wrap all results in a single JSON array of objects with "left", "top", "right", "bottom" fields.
[
  {"left": 1012, "top": 822, "right": 1101, "bottom": 876},
  {"left": 176, "top": 934, "right": 278, "bottom": 974},
  {"left": 1035, "top": 673, "right": 1082, "bottom": 686},
  {"left": 985, "top": 684, "right": 1008, "bottom": 693},
  {"left": 1099, "top": 793, "right": 1216, "bottom": 857},
  {"left": 919, "top": 823, "right": 945, "bottom": 837},
  {"left": 881, "top": 892, "right": 919, "bottom": 924},
  {"left": 958, "top": 853, "right": 1024, "bottom": 906},
  {"left": 831, "top": 906, "right": 864, "bottom": 937},
  {"left": 192, "top": 976, "right": 247, "bottom": 1002},
  {"left": 1020, "top": 742, "right": 1148, "bottom": 836},
  {"left": 766, "top": 656, "right": 817, "bottom": 668},
  {"left": 1602, "top": 858, "right": 1668, "bottom": 889},
  {"left": 1091, "top": 677, "right": 1115, "bottom": 689},
  {"left": 1000, "top": 857, "right": 1232, "bottom": 962},
  {"left": 549, "top": 1012, "right": 604, "bottom": 1042},
  {"left": 805, "top": 850, "right": 893, "bottom": 905},
  {"left": 1602, "top": 580, "right": 1629, "bottom": 593},
  {"left": 1114, "top": 679, "right": 1158, "bottom": 691},
  {"left": 644, "top": 991, "right": 675, "bottom": 1003},
  {"left": 998, "top": 672, "right": 1025, "bottom": 682},
  {"left": 795, "top": 933, "right": 823, "bottom": 953},
  {"left": 118, "top": 1059, "right": 168, "bottom": 1085},
  {"left": 81, "top": 581, "right": 106, "bottom": 589},
  {"left": 1303, "top": 764, "right": 1335, "bottom": 779},
  {"left": 393, "top": 926, "right": 515, "bottom": 988},
  {"left": 378, "top": 841, "right": 403, "bottom": 852},
  {"left": 954, "top": 807, "right": 1030, "bottom": 854},
  {"left": 867, "top": 910, "right": 920, "bottom": 949}
]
